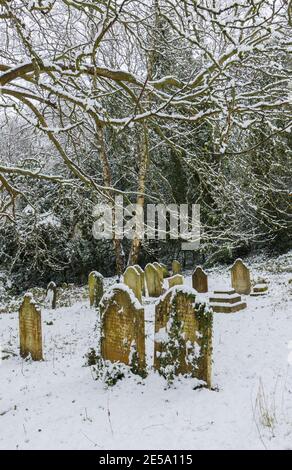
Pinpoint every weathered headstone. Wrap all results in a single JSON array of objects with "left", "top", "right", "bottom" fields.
[
  {"left": 209, "top": 289, "right": 247, "bottom": 313},
  {"left": 250, "top": 283, "right": 269, "bottom": 297},
  {"left": 192, "top": 266, "right": 208, "bottom": 293},
  {"left": 153, "top": 262, "right": 164, "bottom": 284},
  {"left": 168, "top": 274, "right": 184, "bottom": 288},
  {"left": 172, "top": 260, "right": 181, "bottom": 275},
  {"left": 134, "top": 265, "right": 145, "bottom": 296},
  {"left": 88, "top": 271, "right": 104, "bottom": 307},
  {"left": 19, "top": 293, "right": 43, "bottom": 361},
  {"left": 100, "top": 285, "right": 146, "bottom": 375},
  {"left": 123, "top": 266, "right": 142, "bottom": 302},
  {"left": 46, "top": 281, "right": 57, "bottom": 309},
  {"left": 160, "top": 263, "right": 170, "bottom": 278},
  {"left": 231, "top": 259, "right": 251, "bottom": 295},
  {"left": 154, "top": 286, "right": 213, "bottom": 387},
  {"left": 145, "top": 263, "right": 162, "bottom": 297}
]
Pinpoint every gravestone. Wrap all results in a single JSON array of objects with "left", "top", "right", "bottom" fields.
[
  {"left": 88, "top": 271, "right": 104, "bottom": 307},
  {"left": 160, "top": 263, "right": 170, "bottom": 278},
  {"left": 154, "top": 286, "right": 213, "bottom": 387},
  {"left": 253, "top": 283, "right": 268, "bottom": 293},
  {"left": 168, "top": 274, "right": 184, "bottom": 288},
  {"left": 100, "top": 285, "right": 146, "bottom": 375},
  {"left": 250, "top": 283, "right": 269, "bottom": 297},
  {"left": 145, "top": 263, "right": 162, "bottom": 297},
  {"left": 134, "top": 265, "right": 145, "bottom": 296},
  {"left": 19, "top": 293, "right": 43, "bottom": 361},
  {"left": 192, "top": 267, "right": 208, "bottom": 293},
  {"left": 209, "top": 289, "right": 247, "bottom": 313},
  {"left": 172, "top": 260, "right": 181, "bottom": 275},
  {"left": 46, "top": 281, "right": 57, "bottom": 309},
  {"left": 123, "top": 266, "right": 142, "bottom": 302},
  {"left": 153, "top": 262, "right": 164, "bottom": 284},
  {"left": 231, "top": 259, "right": 251, "bottom": 295}
]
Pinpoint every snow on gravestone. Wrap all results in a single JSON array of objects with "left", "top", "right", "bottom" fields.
[
  {"left": 145, "top": 263, "right": 163, "bottom": 297},
  {"left": 192, "top": 266, "right": 208, "bottom": 293},
  {"left": 46, "top": 281, "right": 57, "bottom": 309},
  {"left": 154, "top": 286, "right": 213, "bottom": 388},
  {"left": 168, "top": 274, "right": 184, "bottom": 288},
  {"left": 123, "top": 266, "right": 142, "bottom": 303},
  {"left": 231, "top": 259, "right": 251, "bottom": 295},
  {"left": 100, "top": 285, "right": 146, "bottom": 375},
  {"left": 134, "top": 265, "right": 145, "bottom": 296},
  {"left": 172, "top": 260, "right": 181, "bottom": 275},
  {"left": 251, "top": 283, "right": 269, "bottom": 296},
  {"left": 19, "top": 293, "right": 43, "bottom": 361},
  {"left": 88, "top": 271, "right": 104, "bottom": 307}
]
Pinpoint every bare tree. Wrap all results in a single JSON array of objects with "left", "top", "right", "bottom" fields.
[{"left": 0, "top": 0, "right": 291, "bottom": 272}]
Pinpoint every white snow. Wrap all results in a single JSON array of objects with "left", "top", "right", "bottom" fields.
[
  {"left": 254, "top": 284, "right": 268, "bottom": 289},
  {"left": 0, "top": 263, "right": 291, "bottom": 450},
  {"left": 100, "top": 283, "right": 142, "bottom": 311},
  {"left": 156, "top": 284, "right": 206, "bottom": 307},
  {"left": 210, "top": 293, "right": 239, "bottom": 299},
  {"left": 37, "top": 212, "right": 61, "bottom": 228}
]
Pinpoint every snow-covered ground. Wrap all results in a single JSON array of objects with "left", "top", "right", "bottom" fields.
[{"left": 0, "top": 261, "right": 291, "bottom": 450}]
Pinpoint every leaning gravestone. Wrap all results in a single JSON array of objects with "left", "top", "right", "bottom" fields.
[
  {"left": 123, "top": 266, "right": 142, "bottom": 302},
  {"left": 192, "top": 266, "right": 208, "bottom": 293},
  {"left": 88, "top": 271, "right": 104, "bottom": 307},
  {"left": 100, "top": 285, "right": 146, "bottom": 375},
  {"left": 172, "top": 260, "right": 181, "bottom": 275},
  {"left": 154, "top": 286, "right": 213, "bottom": 387},
  {"left": 134, "top": 265, "right": 145, "bottom": 296},
  {"left": 145, "top": 263, "right": 162, "bottom": 297},
  {"left": 231, "top": 259, "right": 251, "bottom": 295},
  {"left": 46, "top": 281, "right": 57, "bottom": 309},
  {"left": 168, "top": 274, "right": 184, "bottom": 288},
  {"left": 19, "top": 293, "right": 43, "bottom": 361}
]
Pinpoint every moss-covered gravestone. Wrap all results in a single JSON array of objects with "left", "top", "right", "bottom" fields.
[
  {"left": 145, "top": 263, "right": 162, "bottom": 297},
  {"left": 154, "top": 286, "right": 213, "bottom": 387},
  {"left": 168, "top": 274, "right": 184, "bottom": 288},
  {"left": 19, "top": 293, "right": 43, "bottom": 361},
  {"left": 88, "top": 271, "right": 104, "bottom": 307},
  {"left": 134, "top": 264, "right": 145, "bottom": 296},
  {"left": 172, "top": 260, "right": 181, "bottom": 275},
  {"left": 100, "top": 285, "right": 146, "bottom": 375},
  {"left": 231, "top": 259, "right": 251, "bottom": 295},
  {"left": 123, "top": 266, "right": 142, "bottom": 302},
  {"left": 192, "top": 267, "right": 208, "bottom": 293},
  {"left": 46, "top": 281, "right": 57, "bottom": 309}
]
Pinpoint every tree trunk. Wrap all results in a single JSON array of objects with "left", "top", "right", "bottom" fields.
[
  {"left": 96, "top": 125, "right": 125, "bottom": 275},
  {"left": 128, "top": 125, "right": 149, "bottom": 266},
  {"left": 128, "top": 0, "right": 159, "bottom": 266}
]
